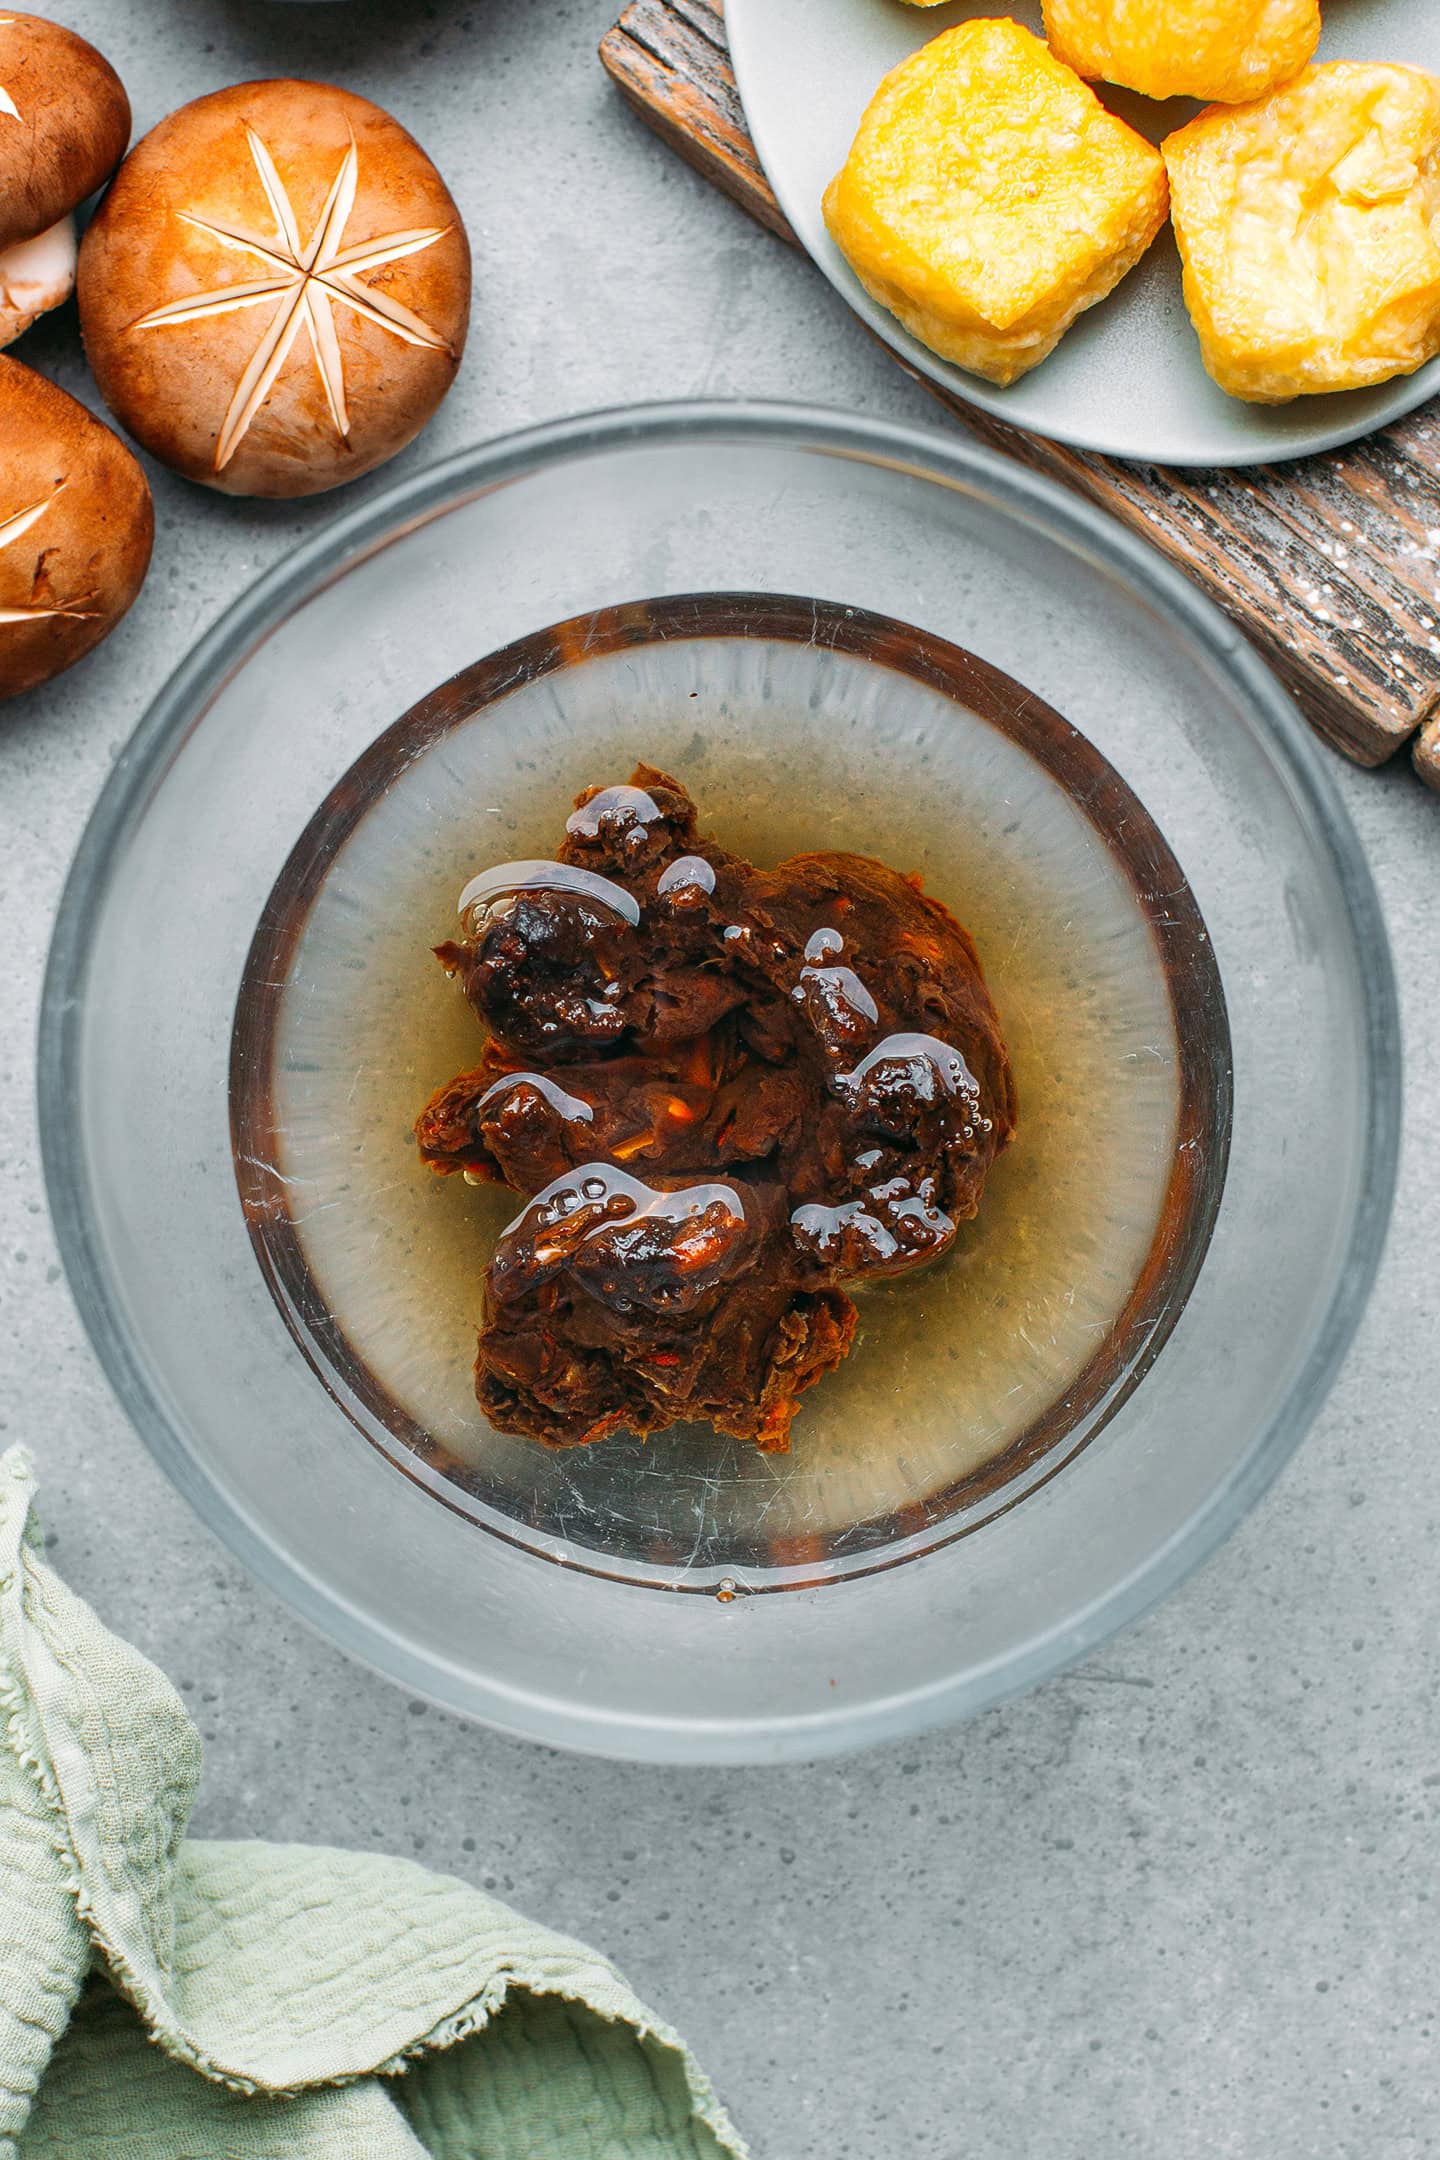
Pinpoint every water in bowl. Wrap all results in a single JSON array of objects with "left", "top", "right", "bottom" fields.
[{"left": 232, "top": 593, "right": 1229, "bottom": 1591}]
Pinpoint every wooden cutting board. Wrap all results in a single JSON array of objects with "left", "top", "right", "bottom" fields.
[{"left": 601, "top": 0, "right": 1440, "bottom": 788}]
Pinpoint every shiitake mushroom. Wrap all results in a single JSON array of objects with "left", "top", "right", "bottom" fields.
[
  {"left": 78, "top": 79, "right": 471, "bottom": 498},
  {"left": 0, "top": 12, "right": 129, "bottom": 349},
  {"left": 0, "top": 356, "right": 153, "bottom": 698}
]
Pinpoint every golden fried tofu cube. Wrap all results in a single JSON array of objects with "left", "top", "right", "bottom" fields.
[
  {"left": 822, "top": 21, "right": 1169, "bottom": 387},
  {"left": 1165, "top": 64, "right": 1440, "bottom": 403},
  {"left": 1043, "top": 0, "right": 1319, "bottom": 105}
]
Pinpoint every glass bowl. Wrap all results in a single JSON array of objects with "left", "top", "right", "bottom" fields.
[{"left": 39, "top": 402, "right": 1400, "bottom": 1764}]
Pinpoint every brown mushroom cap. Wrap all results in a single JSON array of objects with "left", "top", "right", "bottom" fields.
[
  {"left": 0, "top": 13, "right": 130, "bottom": 250},
  {"left": 0, "top": 355, "right": 153, "bottom": 699},
  {"left": 76, "top": 79, "right": 472, "bottom": 499}
]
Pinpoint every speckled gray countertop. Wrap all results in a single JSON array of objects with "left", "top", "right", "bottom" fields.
[{"left": 1, "top": 4, "right": 1437, "bottom": 2154}]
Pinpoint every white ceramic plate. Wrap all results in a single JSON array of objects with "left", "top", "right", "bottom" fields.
[{"left": 727, "top": 0, "right": 1440, "bottom": 465}]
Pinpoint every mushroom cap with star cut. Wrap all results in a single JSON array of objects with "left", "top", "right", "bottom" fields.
[
  {"left": 76, "top": 79, "right": 473, "bottom": 499},
  {"left": 0, "top": 355, "right": 154, "bottom": 699},
  {"left": 0, "top": 11, "right": 130, "bottom": 251}
]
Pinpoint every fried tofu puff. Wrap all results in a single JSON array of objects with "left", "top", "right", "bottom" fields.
[
  {"left": 1166, "top": 63, "right": 1440, "bottom": 402},
  {"left": 1043, "top": 0, "right": 1320, "bottom": 106},
  {"left": 823, "top": 20, "right": 1169, "bottom": 387}
]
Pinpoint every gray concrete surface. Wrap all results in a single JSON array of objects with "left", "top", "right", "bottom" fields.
[{"left": 1, "top": 3, "right": 1437, "bottom": 2154}]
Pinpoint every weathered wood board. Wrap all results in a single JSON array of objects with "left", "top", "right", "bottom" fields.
[
  {"left": 601, "top": 0, "right": 1440, "bottom": 790},
  {"left": 1417, "top": 714, "right": 1440, "bottom": 791}
]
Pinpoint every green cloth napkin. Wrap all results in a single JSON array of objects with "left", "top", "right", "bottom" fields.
[{"left": 0, "top": 1449, "right": 745, "bottom": 2159}]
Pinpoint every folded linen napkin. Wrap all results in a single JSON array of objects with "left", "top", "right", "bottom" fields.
[{"left": 0, "top": 1449, "right": 744, "bottom": 2159}]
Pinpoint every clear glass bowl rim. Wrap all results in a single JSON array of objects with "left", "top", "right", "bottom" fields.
[{"left": 37, "top": 399, "right": 1402, "bottom": 1752}]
